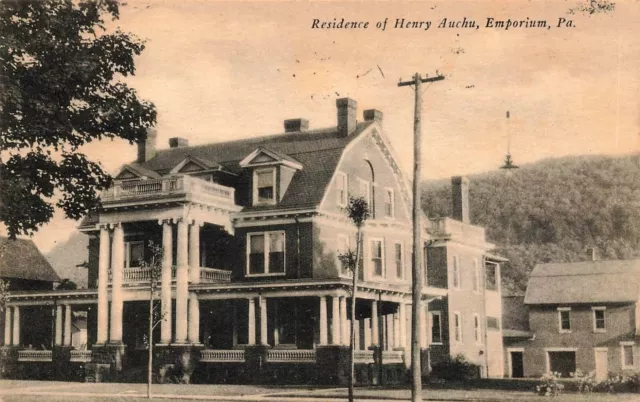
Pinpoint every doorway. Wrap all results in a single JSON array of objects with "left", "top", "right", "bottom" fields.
[
  {"left": 594, "top": 348, "right": 608, "bottom": 381},
  {"left": 510, "top": 351, "right": 524, "bottom": 378},
  {"left": 548, "top": 351, "right": 576, "bottom": 378}
]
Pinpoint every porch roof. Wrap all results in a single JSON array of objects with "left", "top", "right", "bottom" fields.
[{"left": 7, "top": 288, "right": 97, "bottom": 305}]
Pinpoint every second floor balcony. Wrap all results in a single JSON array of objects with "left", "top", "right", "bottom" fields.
[{"left": 117, "top": 266, "right": 232, "bottom": 285}]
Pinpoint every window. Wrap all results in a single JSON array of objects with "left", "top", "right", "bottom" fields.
[
  {"left": 337, "top": 234, "right": 350, "bottom": 274},
  {"left": 247, "top": 231, "right": 285, "bottom": 275},
  {"left": 254, "top": 168, "right": 276, "bottom": 205},
  {"left": 486, "top": 316, "right": 500, "bottom": 331},
  {"left": 394, "top": 242, "right": 404, "bottom": 279},
  {"left": 592, "top": 307, "right": 606, "bottom": 332},
  {"left": 474, "top": 314, "right": 481, "bottom": 343},
  {"left": 125, "top": 241, "right": 144, "bottom": 268},
  {"left": 430, "top": 311, "right": 442, "bottom": 344},
  {"left": 454, "top": 312, "right": 462, "bottom": 342},
  {"left": 452, "top": 256, "right": 460, "bottom": 289},
  {"left": 621, "top": 343, "right": 635, "bottom": 369},
  {"left": 485, "top": 262, "right": 498, "bottom": 291},
  {"left": 472, "top": 259, "right": 480, "bottom": 292},
  {"left": 384, "top": 188, "right": 395, "bottom": 218},
  {"left": 370, "top": 239, "right": 384, "bottom": 277},
  {"left": 359, "top": 179, "right": 371, "bottom": 206},
  {"left": 336, "top": 172, "right": 348, "bottom": 207},
  {"left": 558, "top": 308, "right": 571, "bottom": 333}
]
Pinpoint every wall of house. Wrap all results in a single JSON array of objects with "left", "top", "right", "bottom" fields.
[
  {"left": 512, "top": 303, "right": 638, "bottom": 377},
  {"left": 426, "top": 246, "right": 448, "bottom": 288}
]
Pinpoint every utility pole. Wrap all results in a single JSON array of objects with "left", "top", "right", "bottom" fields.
[{"left": 397, "top": 72, "right": 444, "bottom": 402}]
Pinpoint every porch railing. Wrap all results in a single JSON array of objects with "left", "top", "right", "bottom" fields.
[
  {"left": 122, "top": 267, "right": 154, "bottom": 283},
  {"left": 70, "top": 350, "right": 92, "bottom": 363},
  {"left": 353, "top": 350, "right": 374, "bottom": 364},
  {"left": 18, "top": 350, "right": 52, "bottom": 362},
  {"left": 382, "top": 350, "right": 404, "bottom": 364},
  {"left": 200, "top": 349, "right": 245, "bottom": 363},
  {"left": 200, "top": 267, "right": 232, "bottom": 283},
  {"left": 266, "top": 349, "right": 316, "bottom": 363}
]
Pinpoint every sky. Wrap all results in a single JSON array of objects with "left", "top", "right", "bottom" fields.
[{"left": 9, "top": 0, "right": 640, "bottom": 252}]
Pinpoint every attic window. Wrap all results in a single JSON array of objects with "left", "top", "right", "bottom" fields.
[{"left": 254, "top": 168, "right": 276, "bottom": 205}]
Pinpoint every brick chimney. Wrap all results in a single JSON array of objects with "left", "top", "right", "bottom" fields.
[
  {"left": 284, "top": 118, "right": 309, "bottom": 133},
  {"left": 169, "top": 137, "right": 189, "bottom": 148},
  {"left": 451, "top": 176, "right": 470, "bottom": 224},
  {"left": 136, "top": 128, "right": 157, "bottom": 163},
  {"left": 363, "top": 109, "right": 383, "bottom": 124},
  {"left": 336, "top": 98, "right": 357, "bottom": 137}
]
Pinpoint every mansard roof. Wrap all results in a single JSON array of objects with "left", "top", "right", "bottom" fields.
[
  {"left": 0, "top": 237, "right": 61, "bottom": 283},
  {"left": 524, "top": 259, "right": 640, "bottom": 305}
]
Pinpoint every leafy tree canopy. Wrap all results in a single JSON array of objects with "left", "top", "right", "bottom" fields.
[{"left": 0, "top": 0, "right": 156, "bottom": 238}]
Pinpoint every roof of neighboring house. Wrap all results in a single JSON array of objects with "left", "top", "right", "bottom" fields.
[
  {"left": 0, "top": 237, "right": 61, "bottom": 282},
  {"left": 137, "top": 122, "right": 373, "bottom": 213},
  {"left": 524, "top": 259, "right": 640, "bottom": 305},
  {"left": 503, "top": 329, "right": 534, "bottom": 338}
]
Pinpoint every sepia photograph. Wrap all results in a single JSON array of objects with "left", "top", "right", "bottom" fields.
[{"left": 0, "top": 0, "right": 639, "bottom": 401}]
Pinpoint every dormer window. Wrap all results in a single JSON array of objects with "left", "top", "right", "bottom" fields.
[{"left": 254, "top": 168, "right": 276, "bottom": 205}]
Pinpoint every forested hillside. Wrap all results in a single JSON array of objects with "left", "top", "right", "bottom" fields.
[{"left": 423, "top": 153, "right": 640, "bottom": 294}]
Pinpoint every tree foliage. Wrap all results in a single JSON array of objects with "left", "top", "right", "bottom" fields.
[
  {"left": 423, "top": 153, "right": 640, "bottom": 293},
  {"left": 0, "top": 0, "right": 156, "bottom": 238}
]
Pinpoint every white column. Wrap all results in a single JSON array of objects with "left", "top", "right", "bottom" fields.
[
  {"left": 109, "top": 224, "right": 124, "bottom": 343},
  {"left": 4, "top": 308, "right": 11, "bottom": 346},
  {"left": 393, "top": 312, "right": 400, "bottom": 349},
  {"left": 354, "top": 319, "right": 360, "bottom": 350},
  {"left": 188, "top": 293, "right": 200, "bottom": 344},
  {"left": 331, "top": 296, "right": 340, "bottom": 345},
  {"left": 248, "top": 298, "right": 256, "bottom": 345},
  {"left": 371, "top": 300, "right": 379, "bottom": 346},
  {"left": 12, "top": 306, "right": 20, "bottom": 346},
  {"left": 160, "top": 220, "right": 173, "bottom": 344},
  {"left": 340, "top": 297, "right": 349, "bottom": 345},
  {"left": 399, "top": 303, "right": 407, "bottom": 349},
  {"left": 319, "top": 296, "right": 328, "bottom": 345},
  {"left": 189, "top": 222, "right": 200, "bottom": 283},
  {"left": 420, "top": 303, "right": 428, "bottom": 348},
  {"left": 363, "top": 318, "right": 371, "bottom": 348},
  {"left": 64, "top": 304, "right": 72, "bottom": 346},
  {"left": 55, "top": 305, "right": 63, "bottom": 346},
  {"left": 174, "top": 218, "right": 189, "bottom": 343},
  {"left": 97, "top": 226, "right": 110, "bottom": 344},
  {"left": 259, "top": 296, "right": 268, "bottom": 345}
]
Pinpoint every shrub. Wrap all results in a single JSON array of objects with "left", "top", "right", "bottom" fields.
[
  {"left": 535, "top": 372, "right": 564, "bottom": 397},
  {"left": 571, "top": 369, "right": 597, "bottom": 393},
  {"left": 430, "top": 354, "right": 480, "bottom": 382}
]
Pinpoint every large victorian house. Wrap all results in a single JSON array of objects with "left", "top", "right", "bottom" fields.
[{"left": 2, "top": 98, "right": 504, "bottom": 383}]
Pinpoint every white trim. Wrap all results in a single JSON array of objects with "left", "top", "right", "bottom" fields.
[
  {"left": 246, "top": 231, "right": 286, "bottom": 277},
  {"left": 453, "top": 311, "right": 462, "bottom": 343},
  {"left": 557, "top": 307, "right": 571, "bottom": 333},
  {"left": 592, "top": 306, "right": 606, "bottom": 333},
  {"left": 368, "top": 237, "right": 385, "bottom": 278},
  {"left": 506, "top": 348, "right": 525, "bottom": 378},
  {"left": 429, "top": 310, "right": 443, "bottom": 345},
  {"left": 335, "top": 172, "right": 348, "bottom": 207},
  {"left": 384, "top": 187, "right": 395, "bottom": 219},
  {"left": 170, "top": 156, "right": 218, "bottom": 174},
  {"left": 252, "top": 167, "right": 277, "bottom": 206},
  {"left": 620, "top": 342, "right": 635, "bottom": 370}
]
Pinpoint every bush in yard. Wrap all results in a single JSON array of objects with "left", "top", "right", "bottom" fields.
[
  {"left": 571, "top": 369, "right": 597, "bottom": 393},
  {"left": 430, "top": 354, "right": 480, "bottom": 382},
  {"left": 535, "top": 372, "right": 564, "bottom": 397}
]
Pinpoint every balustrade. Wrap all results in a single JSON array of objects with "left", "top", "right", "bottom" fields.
[
  {"left": 266, "top": 349, "right": 316, "bottom": 363},
  {"left": 200, "top": 349, "right": 245, "bottom": 362},
  {"left": 70, "top": 350, "right": 92, "bottom": 363},
  {"left": 18, "top": 350, "right": 52, "bottom": 362}
]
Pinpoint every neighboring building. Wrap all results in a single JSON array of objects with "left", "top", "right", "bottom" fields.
[
  {"left": 504, "top": 259, "right": 640, "bottom": 380},
  {"left": 0, "top": 237, "right": 60, "bottom": 348},
  {"left": 2, "top": 99, "right": 504, "bottom": 384},
  {"left": 502, "top": 294, "right": 533, "bottom": 379}
]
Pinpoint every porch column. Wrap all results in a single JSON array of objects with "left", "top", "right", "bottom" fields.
[
  {"left": 393, "top": 311, "right": 400, "bottom": 349},
  {"left": 340, "top": 296, "right": 349, "bottom": 345},
  {"left": 399, "top": 302, "right": 407, "bottom": 349},
  {"left": 109, "top": 223, "right": 124, "bottom": 343},
  {"left": 97, "top": 226, "right": 110, "bottom": 344},
  {"left": 55, "top": 305, "right": 63, "bottom": 346},
  {"left": 371, "top": 300, "right": 379, "bottom": 346},
  {"left": 12, "top": 306, "right": 20, "bottom": 346},
  {"left": 248, "top": 298, "right": 256, "bottom": 345},
  {"left": 189, "top": 222, "right": 200, "bottom": 284},
  {"left": 330, "top": 296, "right": 340, "bottom": 345},
  {"left": 160, "top": 220, "right": 173, "bottom": 344},
  {"left": 259, "top": 296, "right": 268, "bottom": 345},
  {"left": 64, "top": 304, "right": 72, "bottom": 346},
  {"left": 187, "top": 293, "right": 200, "bottom": 344},
  {"left": 420, "top": 303, "right": 428, "bottom": 348},
  {"left": 363, "top": 318, "right": 371, "bottom": 348},
  {"left": 4, "top": 308, "right": 11, "bottom": 346},
  {"left": 175, "top": 218, "right": 189, "bottom": 343},
  {"left": 319, "top": 296, "right": 328, "bottom": 345}
]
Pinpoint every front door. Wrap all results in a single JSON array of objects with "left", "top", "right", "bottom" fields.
[
  {"left": 595, "top": 349, "right": 608, "bottom": 381},
  {"left": 510, "top": 351, "right": 524, "bottom": 378}
]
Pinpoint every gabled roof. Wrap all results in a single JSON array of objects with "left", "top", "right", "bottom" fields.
[
  {"left": 138, "top": 122, "right": 374, "bottom": 212},
  {"left": 524, "top": 259, "right": 640, "bottom": 305},
  {"left": 114, "top": 163, "right": 161, "bottom": 180},
  {"left": 170, "top": 155, "right": 222, "bottom": 174},
  {"left": 0, "top": 237, "right": 61, "bottom": 282},
  {"left": 239, "top": 146, "right": 303, "bottom": 170}
]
